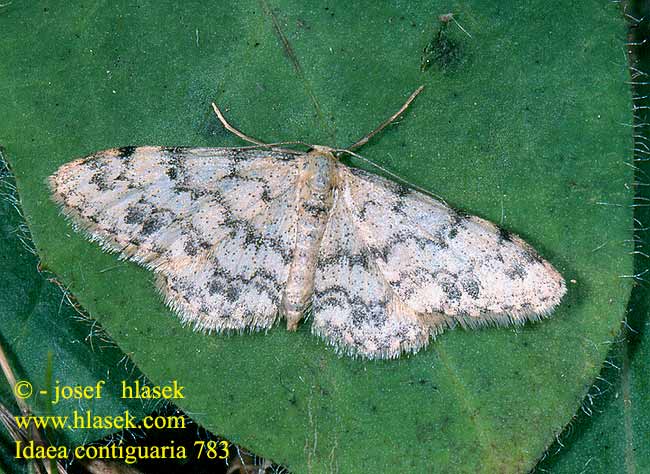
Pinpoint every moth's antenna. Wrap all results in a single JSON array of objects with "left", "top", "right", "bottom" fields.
[
  {"left": 211, "top": 102, "right": 269, "bottom": 146},
  {"left": 211, "top": 102, "right": 311, "bottom": 154},
  {"left": 337, "top": 148, "right": 447, "bottom": 203},
  {"left": 346, "top": 86, "right": 424, "bottom": 152}
]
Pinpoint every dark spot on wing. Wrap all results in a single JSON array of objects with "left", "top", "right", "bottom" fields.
[
  {"left": 141, "top": 216, "right": 163, "bottom": 236},
  {"left": 357, "top": 198, "right": 380, "bottom": 220},
  {"left": 395, "top": 183, "right": 412, "bottom": 198},
  {"left": 450, "top": 209, "right": 468, "bottom": 226},
  {"left": 461, "top": 279, "right": 480, "bottom": 299},
  {"left": 440, "top": 280, "right": 462, "bottom": 302},
  {"left": 230, "top": 149, "right": 252, "bottom": 161},
  {"left": 208, "top": 264, "right": 282, "bottom": 305},
  {"left": 224, "top": 166, "right": 241, "bottom": 179},
  {"left": 348, "top": 252, "right": 370, "bottom": 270},
  {"left": 319, "top": 252, "right": 370, "bottom": 271},
  {"left": 302, "top": 201, "right": 328, "bottom": 217},
  {"left": 506, "top": 262, "right": 527, "bottom": 280},
  {"left": 162, "top": 146, "right": 185, "bottom": 154},
  {"left": 124, "top": 205, "right": 145, "bottom": 225},
  {"left": 184, "top": 240, "right": 198, "bottom": 256},
  {"left": 225, "top": 285, "right": 240, "bottom": 303},
  {"left": 117, "top": 146, "right": 137, "bottom": 160},
  {"left": 391, "top": 198, "right": 407, "bottom": 215},
  {"left": 521, "top": 246, "right": 544, "bottom": 264},
  {"left": 164, "top": 148, "right": 187, "bottom": 181},
  {"left": 497, "top": 226, "right": 514, "bottom": 244},
  {"left": 208, "top": 279, "right": 223, "bottom": 296},
  {"left": 89, "top": 171, "right": 110, "bottom": 191},
  {"left": 86, "top": 156, "right": 106, "bottom": 170},
  {"left": 446, "top": 210, "right": 468, "bottom": 240},
  {"left": 243, "top": 225, "right": 266, "bottom": 250},
  {"left": 368, "top": 244, "right": 390, "bottom": 262}
]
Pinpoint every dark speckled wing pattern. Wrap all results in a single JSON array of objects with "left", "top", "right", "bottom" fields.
[
  {"left": 311, "top": 164, "right": 565, "bottom": 358},
  {"left": 49, "top": 146, "right": 303, "bottom": 331}
]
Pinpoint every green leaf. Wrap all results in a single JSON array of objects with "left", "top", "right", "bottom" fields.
[
  {"left": 533, "top": 287, "right": 650, "bottom": 473},
  {"left": 0, "top": 1, "right": 633, "bottom": 473},
  {"left": 533, "top": 2, "right": 650, "bottom": 471}
]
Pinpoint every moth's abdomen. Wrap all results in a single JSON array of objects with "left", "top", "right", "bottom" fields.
[{"left": 282, "top": 151, "right": 337, "bottom": 330}]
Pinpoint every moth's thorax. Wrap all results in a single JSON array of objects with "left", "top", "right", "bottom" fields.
[
  {"left": 299, "top": 148, "right": 339, "bottom": 193},
  {"left": 281, "top": 149, "right": 338, "bottom": 330}
]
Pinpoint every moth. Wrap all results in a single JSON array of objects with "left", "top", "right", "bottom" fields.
[{"left": 49, "top": 87, "right": 566, "bottom": 359}]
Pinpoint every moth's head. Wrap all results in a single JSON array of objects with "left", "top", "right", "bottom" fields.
[
  {"left": 309, "top": 145, "right": 339, "bottom": 160},
  {"left": 310, "top": 144, "right": 336, "bottom": 154}
]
